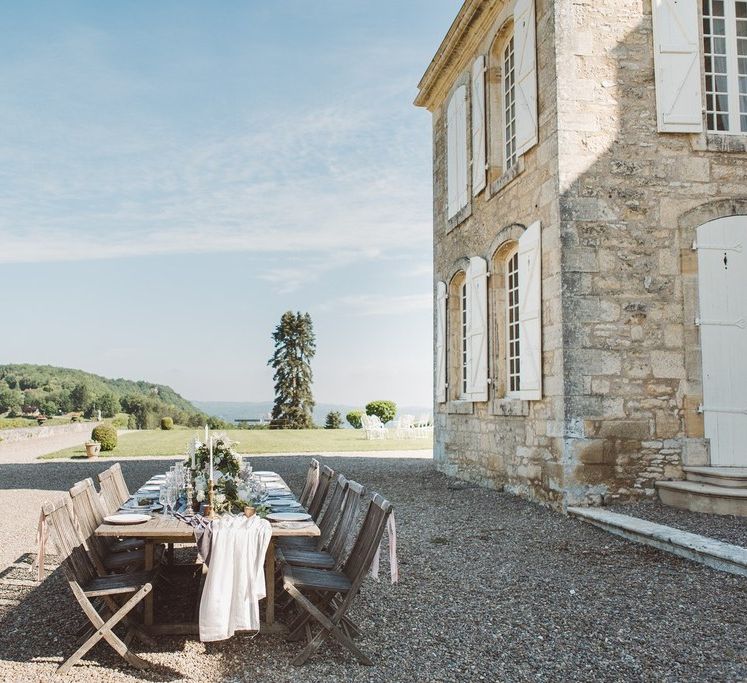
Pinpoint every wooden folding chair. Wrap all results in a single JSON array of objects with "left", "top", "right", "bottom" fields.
[
  {"left": 42, "top": 498, "right": 156, "bottom": 674},
  {"left": 306, "top": 465, "right": 335, "bottom": 521},
  {"left": 280, "top": 474, "right": 349, "bottom": 552},
  {"left": 298, "top": 459, "right": 320, "bottom": 509},
  {"left": 280, "top": 494, "right": 393, "bottom": 666},
  {"left": 98, "top": 463, "right": 130, "bottom": 515},
  {"left": 277, "top": 480, "right": 365, "bottom": 570},
  {"left": 69, "top": 479, "right": 147, "bottom": 574}
]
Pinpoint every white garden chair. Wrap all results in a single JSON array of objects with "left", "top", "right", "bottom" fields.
[
  {"left": 395, "top": 414, "right": 414, "bottom": 439},
  {"left": 361, "top": 414, "right": 387, "bottom": 440}
]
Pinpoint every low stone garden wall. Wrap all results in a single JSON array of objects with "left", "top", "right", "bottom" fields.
[{"left": 0, "top": 421, "right": 102, "bottom": 443}]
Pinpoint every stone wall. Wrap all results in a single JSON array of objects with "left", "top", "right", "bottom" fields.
[
  {"left": 431, "top": 0, "right": 567, "bottom": 505},
  {"left": 555, "top": 0, "right": 747, "bottom": 504},
  {"left": 425, "top": 0, "right": 747, "bottom": 509},
  {"left": 0, "top": 421, "right": 101, "bottom": 444}
]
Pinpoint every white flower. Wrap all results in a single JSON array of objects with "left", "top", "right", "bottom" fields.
[
  {"left": 196, "top": 490, "right": 205, "bottom": 502},
  {"left": 215, "top": 493, "right": 226, "bottom": 505}
]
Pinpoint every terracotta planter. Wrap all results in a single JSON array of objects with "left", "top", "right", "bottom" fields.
[{"left": 84, "top": 442, "right": 101, "bottom": 458}]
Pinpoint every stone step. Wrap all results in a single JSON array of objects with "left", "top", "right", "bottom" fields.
[
  {"left": 655, "top": 480, "right": 747, "bottom": 517},
  {"left": 567, "top": 506, "right": 747, "bottom": 577},
  {"left": 683, "top": 466, "right": 747, "bottom": 488}
]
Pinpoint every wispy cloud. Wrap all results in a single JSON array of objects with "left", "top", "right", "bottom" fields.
[{"left": 0, "top": 65, "right": 432, "bottom": 274}]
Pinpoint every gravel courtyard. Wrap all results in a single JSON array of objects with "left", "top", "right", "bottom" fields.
[{"left": 0, "top": 454, "right": 745, "bottom": 683}]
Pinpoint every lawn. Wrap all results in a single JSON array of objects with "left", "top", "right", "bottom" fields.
[{"left": 40, "top": 427, "right": 433, "bottom": 459}]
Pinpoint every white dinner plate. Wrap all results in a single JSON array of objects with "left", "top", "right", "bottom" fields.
[
  {"left": 253, "top": 471, "right": 278, "bottom": 477},
  {"left": 264, "top": 482, "right": 288, "bottom": 490},
  {"left": 270, "top": 501, "right": 303, "bottom": 510},
  {"left": 149, "top": 475, "right": 166, "bottom": 480},
  {"left": 123, "top": 500, "right": 164, "bottom": 512},
  {"left": 104, "top": 513, "right": 151, "bottom": 525},
  {"left": 267, "top": 512, "right": 312, "bottom": 522},
  {"left": 140, "top": 484, "right": 161, "bottom": 491}
]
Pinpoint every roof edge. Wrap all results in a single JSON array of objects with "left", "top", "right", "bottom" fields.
[{"left": 414, "top": 0, "right": 487, "bottom": 110}]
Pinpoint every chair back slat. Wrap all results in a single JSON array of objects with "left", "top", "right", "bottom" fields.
[
  {"left": 327, "top": 480, "right": 365, "bottom": 564},
  {"left": 316, "top": 475, "right": 348, "bottom": 549},
  {"left": 307, "top": 465, "right": 335, "bottom": 520},
  {"left": 98, "top": 464, "right": 128, "bottom": 514},
  {"left": 69, "top": 478, "right": 110, "bottom": 575},
  {"left": 298, "top": 459, "right": 320, "bottom": 508},
  {"left": 343, "top": 493, "right": 392, "bottom": 585},
  {"left": 42, "top": 498, "right": 97, "bottom": 586}
]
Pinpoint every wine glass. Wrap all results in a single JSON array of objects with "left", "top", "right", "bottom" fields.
[{"left": 165, "top": 476, "right": 177, "bottom": 517}]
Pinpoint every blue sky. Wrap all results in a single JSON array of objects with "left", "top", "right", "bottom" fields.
[{"left": 0, "top": 1, "right": 458, "bottom": 406}]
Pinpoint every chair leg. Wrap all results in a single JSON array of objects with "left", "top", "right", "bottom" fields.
[
  {"left": 60, "top": 584, "right": 152, "bottom": 674},
  {"left": 285, "top": 585, "right": 372, "bottom": 666}
]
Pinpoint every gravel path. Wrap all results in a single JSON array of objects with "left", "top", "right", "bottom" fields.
[
  {"left": 0, "top": 428, "right": 95, "bottom": 464},
  {"left": 608, "top": 499, "right": 747, "bottom": 547},
  {"left": 0, "top": 456, "right": 745, "bottom": 682}
]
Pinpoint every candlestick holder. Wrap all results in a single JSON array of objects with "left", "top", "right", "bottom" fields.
[
  {"left": 186, "top": 482, "right": 194, "bottom": 512},
  {"left": 205, "top": 478, "right": 217, "bottom": 519}
]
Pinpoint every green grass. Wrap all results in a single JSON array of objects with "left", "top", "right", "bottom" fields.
[{"left": 40, "top": 427, "right": 433, "bottom": 459}]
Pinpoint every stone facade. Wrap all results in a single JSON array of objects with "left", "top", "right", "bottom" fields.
[{"left": 416, "top": 0, "right": 747, "bottom": 508}]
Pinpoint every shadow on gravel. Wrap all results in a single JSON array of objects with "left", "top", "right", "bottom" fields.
[{"left": 0, "top": 554, "right": 184, "bottom": 680}]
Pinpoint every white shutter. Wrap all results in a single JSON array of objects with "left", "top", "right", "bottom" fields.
[
  {"left": 446, "top": 85, "right": 468, "bottom": 218},
  {"left": 471, "top": 55, "right": 487, "bottom": 196},
  {"left": 518, "top": 221, "right": 542, "bottom": 400},
  {"left": 455, "top": 85, "right": 468, "bottom": 212},
  {"left": 446, "top": 96, "right": 459, "bottom": 219},
  {"left": 435, "top": 281, "right": 447, "bottom": 403},
  {"left": 652, "top": 0, "right": 703, "bottom": 133},
  {"left": 466, "top": 257, "right": 488, "bottom": 401},
  {"left": 513, "top": 0, "right": 538, "bottom": 155}
]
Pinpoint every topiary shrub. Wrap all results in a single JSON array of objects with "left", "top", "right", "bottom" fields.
[
  {"left": 346, "top": 410, "right": 363, "bottom": 429},
  {"left": 325, "top": 411, "right": 342, "bottom": 429},
  {"left": 160, "top": 417, "right": 174, "bottom": 430},
  {"left": 365, "top": 400, "right": 397, "bottom": 425},
  {"left": 91, "top": 424, "right": 117, "bottom": 451}
]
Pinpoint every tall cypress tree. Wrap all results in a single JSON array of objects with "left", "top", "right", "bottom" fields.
[{"left": 268, "top": 311, "right": 316, "bottom": 429}]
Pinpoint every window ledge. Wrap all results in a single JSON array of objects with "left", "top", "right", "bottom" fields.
[
  {"left": 488, "top": 156, "right": 525, "bottom": 198},
  {"left": 691, "top": 133, "right": 747, "bottom": 153},
  {"left": 447, "top": 400, "right": 474, "bottom": 415},
  {"left": 489, "top": 398, "right": 530, "bottom": 417},
  {"left": 446, "top": 202, "right": 472, "bottom": 233}
]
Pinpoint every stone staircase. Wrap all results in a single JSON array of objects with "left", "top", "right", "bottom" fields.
[{"left": 656, "top": 467, "right": 747, "bottom": 517}]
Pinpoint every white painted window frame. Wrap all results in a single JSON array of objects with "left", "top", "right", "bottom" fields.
[{"left": 505, "top": 247, "right": 521, "bottom": 397}]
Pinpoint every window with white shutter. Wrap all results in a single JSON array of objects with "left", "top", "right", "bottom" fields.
[
  {"left": 652, "top": 0, "right": 704, "bottom": 133},
  {"left": 446, "top": 85, "right": 468, "bottom": 219},
  {"left": 513, "top": 0, "right": 538, "bottom": 155},
  {"left": 702, "top": 0, "right": 747, "bottom": 133},
  {"left": 436, "top": 281, "right": 447, "bottom": 403},
  {"left": 466, "top": 256, "right": 489, "bottom": 401},
  {"left": 517, "top": 221, "right": 542, "bottom": 400},
  {"left": 471, "top": 56, "right": 487, "bottom": 195}
]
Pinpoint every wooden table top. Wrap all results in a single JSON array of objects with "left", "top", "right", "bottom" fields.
[{"left": 95, "top": 472, "right": 320, "bottom": 541}]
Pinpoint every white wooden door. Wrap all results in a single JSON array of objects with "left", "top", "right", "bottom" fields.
[{"left": 697, "top": 216, "right": 747, "bottom": 466}]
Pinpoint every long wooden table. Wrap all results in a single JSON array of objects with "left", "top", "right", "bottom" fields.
[{"left": 95, "top": 477, "right": 319, "bottom": 635}]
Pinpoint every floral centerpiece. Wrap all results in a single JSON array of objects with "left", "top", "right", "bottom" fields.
[{"left": 185, "top": 434, "right": 269, "bottom": 516}]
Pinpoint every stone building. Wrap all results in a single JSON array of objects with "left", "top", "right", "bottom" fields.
[{"left": 415, "top": 0, "right": 747, "bottom": 514}]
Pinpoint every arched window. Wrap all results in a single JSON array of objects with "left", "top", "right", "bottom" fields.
[
  {"left": 448, "top": 270, "right": 468, "bottom": 400},
  {"left": 506, "top": 248, "right": 521, "bottom": 394},
  {"left": 490, "top": 242, "right": 519, "bottom": 397},
  {"left": 487, "top": 22, "right": 516, "bottom": 183}
]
